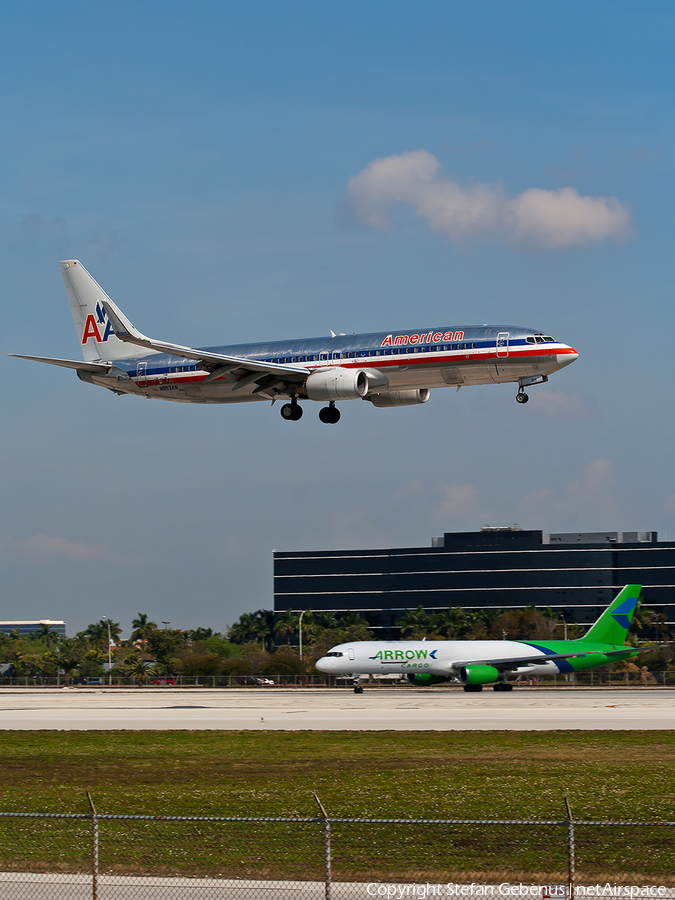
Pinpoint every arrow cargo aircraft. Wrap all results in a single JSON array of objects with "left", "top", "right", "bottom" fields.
[
  {"left": 316, "top": 586, "right": 647, "bottom": 692},
  {"left": 12, "top": 260, "right": 578, "bottom": 423}
]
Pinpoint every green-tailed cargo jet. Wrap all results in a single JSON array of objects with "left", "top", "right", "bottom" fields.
[{"left": 315, "top": 585, "right": 653, "bottom": 693}]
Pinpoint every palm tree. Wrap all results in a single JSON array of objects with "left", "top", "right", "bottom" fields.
[
  {"left": 82, "top": 619, "right": 122, "bottom": 648},
  {"left": 131, "top": 613, "right": 158, "bottom": 643},
  {"left": 397, "top": 606, "right": 432, "bottom": 639},
  {"left": 125, "top": 654, "right": 150, "bottom": 681},
  {"left": 32, "top": 623, "right": 59, "bottom": 646},
  {"left": 275, "top": 610, "right": 297, "bottom": 645},
  {"left": 228, "top": 612, "right": 261, "bottom": 644},
  {"left": 252, "top": 610, "right": 277, "bottom": 653},
  {"left": 188, "top": 627, "right": 215, "bottom": 642}
]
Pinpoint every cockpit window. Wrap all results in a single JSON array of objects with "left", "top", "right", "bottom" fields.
[
  {"left": 526, "top": 337, "right": 536, "bottom": 344},
  {"left": 325, "top": 651, "right": 344, "bottom": 657},
  {"left": 542, "top": 335, "right": 555, "bottom": 342}
]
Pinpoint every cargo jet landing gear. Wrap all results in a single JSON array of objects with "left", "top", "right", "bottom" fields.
[
  {"left": 319, "top": 401, "right": 341, "bottom": 424},
  {"left": 493, "top": 682, "right": 513, "bottom": 692},
  {"left": 516, "top": 391, "right": 529, "bottom": 404},
  {"left": 280, "top": 400, "right": 303, "bottom": 421},
  {"left": 352, "top": 675, "right": 364, "bottom": 694}
]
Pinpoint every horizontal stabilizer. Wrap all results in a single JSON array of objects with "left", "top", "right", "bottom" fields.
[{"left": 9, "top": 354, "right": 112, "bottom": 374}]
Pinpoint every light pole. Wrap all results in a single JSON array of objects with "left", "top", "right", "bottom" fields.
[
  {"left": 298, "top": 610, "right": 306, "bottom": 660},
  {"left": 162, "top": 621, "right": 170, "bottom": 630},
  {"left": 102, "top": 617, "right": 112, "bottom": 686}
]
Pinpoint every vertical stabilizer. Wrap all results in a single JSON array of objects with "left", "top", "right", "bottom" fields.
[
  {"left": 581, "top": 585, "right": 642, "bottom": 645},
  {"left": 60, "top": 260, "right": 149, "bottom": 362}
]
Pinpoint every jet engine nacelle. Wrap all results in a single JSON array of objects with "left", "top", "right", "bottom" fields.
[
  {"left": 305, "top": 368, "right": 368, "bottom": 401},
  {"left": 406, "top": 672, "right": 451, "bottom": 686},
  {"left": 458, "top": 664, "right": 500, "bottom": 686},
  {"left": 367, "top": 388, "right": 430, "bottom": 408}
]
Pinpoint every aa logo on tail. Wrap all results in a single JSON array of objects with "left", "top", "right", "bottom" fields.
[{"left": 81, "top": 303, "right": 116, "bottom": 344}]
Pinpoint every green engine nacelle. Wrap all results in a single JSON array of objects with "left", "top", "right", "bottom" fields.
[
  {"left": 459, "top": 664, "right": 500, "bottom": 686},
  {"left": 407, "top": 673, "right": 451, "bottom": 686}
]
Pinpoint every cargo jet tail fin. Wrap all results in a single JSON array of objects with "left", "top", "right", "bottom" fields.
[
  {"left": 60, "top": 260, "right": 152, "bottom": 362},
  {"left": 580, "top": 584, "right": 641, "bottom": 645}
]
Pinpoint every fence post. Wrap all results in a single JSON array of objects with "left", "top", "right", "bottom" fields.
[
  {"left": 86, "top": 792, "right": 99, "bottom": 900},
  {"left": 313, "top": 792, "right": 331, "bottom": 900},
  {"left": 564, "top": 795, "right": 575, "bottom": 900}
]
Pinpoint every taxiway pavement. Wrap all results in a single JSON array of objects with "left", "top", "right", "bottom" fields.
[{"left": 0, "top": 687, "right": 673, "bottom": 729}]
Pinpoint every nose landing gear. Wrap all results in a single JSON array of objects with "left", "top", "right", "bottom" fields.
[
  {"left": 352, "top": 675, "right": 364, "bottom": 694},
  {"left": 280, "top": 399, "right": 303, "bottom": 421},
  {"left": 319, "top": 401, "right": 341, "bottom": 424},
  {"left": 516, "top": 391, "right": 529, "bottom": 404}
]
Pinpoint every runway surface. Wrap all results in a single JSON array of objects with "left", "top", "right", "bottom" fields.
[{"left": 0, "top": 687, "right": 673, "bottom": 729}]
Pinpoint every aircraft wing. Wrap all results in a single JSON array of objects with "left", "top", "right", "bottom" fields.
[
  {"left": 9, "top": 354, "right": 113, "bottom": 374},
  {"left": 450, "top": 646, "right": 644, "bottom": 671},
  {"left": 101, "top": 300, "right": 310, "bottom": 384}
]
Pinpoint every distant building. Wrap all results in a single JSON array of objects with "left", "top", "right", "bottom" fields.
[
  {"left": 0, "top": 620, "right": 66, "bottom": 637},
  {"left": 274, "top": 528, "right": 669, "bottom": 639}
]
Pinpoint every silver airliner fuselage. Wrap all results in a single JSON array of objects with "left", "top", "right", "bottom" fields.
[{"left": 12, "top": 260, "right": 578, "bottom": 423}]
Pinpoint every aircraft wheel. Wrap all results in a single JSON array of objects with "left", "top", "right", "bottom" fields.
[
  {"left": 319, "top": 406, "right": 341, "bottom": 424},
  {"left": 503, "top": 683, "right": 513, "bottom": 691},
  {"left": 354, "top": 686, "right": 364, "bottom": 694},
  {"left": 516, "top": 392, "right": 529, "bottom": 404},
  {"left": 281, "top": 403, "right": 303, "bottom": 421},
  {"left": 463, "top": 684, "right": 483, "bottom": 692}
]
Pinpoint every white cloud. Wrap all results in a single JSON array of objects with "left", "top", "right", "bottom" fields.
[{"left": 345, "top": 150, "right": 633, "bottom": 248}]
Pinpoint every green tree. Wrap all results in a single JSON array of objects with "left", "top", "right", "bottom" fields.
[
  {"left": 145, "top": 628, "right": 187, "bottom": 665},
  {"left": 397, "top": 606, "right": 432, "bottom": 639},
  {"left": 81, "top": 619, "right": 122, "bottom": 648},
  {"left": 188, "top": 627, "right": 217, "bottom": 642},
  {"left": 228, "top": 610, "right": 276, "bottom": 652},
  {"left": 125, "top": 653, "right": 150, "bottom": 681},
  {"left": 131, "top": 613, "right": 158, "bottom": 643},
  {"left": 31, "top": 623, "right": 59, "bottom": 646},
  {"left": 275, "top": 610, "right": 297, "bottom": 645}
]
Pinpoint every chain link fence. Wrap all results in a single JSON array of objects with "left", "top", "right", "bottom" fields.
[{"left": 0, "top": 806, "right": 673, "bottom": 898}]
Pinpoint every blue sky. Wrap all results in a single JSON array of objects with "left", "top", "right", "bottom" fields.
[{"left": 1, "top": 1, "right": 674, "bottom": 634}]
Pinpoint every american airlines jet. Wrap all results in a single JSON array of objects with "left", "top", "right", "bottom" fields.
[
  {"left": 12, "top": 260, "right": 578, "bottom": 423},
  {"left": 316, "top": 586, "right": 648, "bottom": 693}
]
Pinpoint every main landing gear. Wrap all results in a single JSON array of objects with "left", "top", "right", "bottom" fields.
[
  {"left": 493, "top": 682, "right": 513, "bottom": 692},
  {"left": 280, "top": 400, "right": 303, "bottom": 421},
  {"left": 319, "top": 401, "right": 341, "bottom": 424},
  {"left": 516, "top": 390, "right": 529, "bottom": 404},
  {"left": 280, "top": 400, "right": 342, "bottom": 423},
  {"left": 353, "top": 675, "right": 364, "bottom": 694},
  {"left": 463, "top": 684, "right": 483, "bottom": 692}
]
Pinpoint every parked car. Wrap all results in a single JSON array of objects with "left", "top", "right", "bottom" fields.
[
  {"left": 150, "top": 677, "right": 177, "bottom": 685},
  {"left": 235, "top": 676, "right": 274, "bottom": 686}
]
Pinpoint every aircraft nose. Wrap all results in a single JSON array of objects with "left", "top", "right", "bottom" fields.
[{"left": 556, "top": 348, "right": 578, "bottom": 369}]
